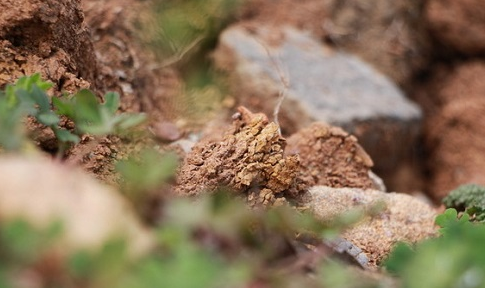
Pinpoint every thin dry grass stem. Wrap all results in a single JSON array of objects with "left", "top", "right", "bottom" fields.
[
  {"left": 150, "top": 35, "right": 205, "bottom": 70},
  {"left": 255, "top": 38, "right": 290, "bottom": 135}
]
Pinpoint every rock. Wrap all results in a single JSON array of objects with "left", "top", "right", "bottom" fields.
[
  {"left": 213, "top": 24, "right": 422, "bottom": 190},
  {"left": 426, "top": 0, "right": 485, "bottom": 55},
  {"left": 308, "top": 186, "right": 438, "bottom": 266},
  {"left": 285, "top": 122, "right": 376, "bottom": 191},
  {"left": 0, "top": 156, "right": 154, "bottom": 257},
  {"left": 418, "top": 62, "right": 485, "bottom": 200},
  {"left": 151, "top": 121, "right": 182, "bottom": 142},
  {"left": 240, "top": 0, "right": 429, "bottom": 86}
]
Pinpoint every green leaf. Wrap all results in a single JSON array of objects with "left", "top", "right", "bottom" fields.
[
  {"left": 103, "top": 92, "right": 120, "bottom": 114},
  {"left": 116, "top": 113, "right": 147, "bottom": 130},
  {"left": 435, "top": 208, "right": 459, "bottom": 227},
  {"left": 52, "top": 96, "right": 75, "bottom": 117},
  {"left": 77, "top": 120, "right": 113, "bottom": 136},
  {"left": 116, "top": 149, "right": 178, "bottom": 193},
  {"left": 74, "top": 89, "right": 102, "bottom": 124},
  {"left": 13, "top": 89, "right": 37, "bottom": 115},
  {"left": 37, "top": 112, "right": 60, "bottom": 126},
  {"left": 383, "top": 243, "right": 415, "bottom": 274},
  {"left": 68, "top": 251, "right": 94, "bottom": 278},
  {"left": 30, "top": 84, "right": 51, "bottom": 112},
  {"left": 54, "top": 129, "right": 80, "bottom": 144}
]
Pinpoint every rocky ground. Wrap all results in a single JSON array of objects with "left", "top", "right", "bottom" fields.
[{"left": 1, "top": 0, "right": 485, "bottom": 285}]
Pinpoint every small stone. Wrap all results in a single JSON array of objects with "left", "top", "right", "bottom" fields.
[
  {"left": 308, "top": 186, "right": 438, "bottom": 266},
  {"left": 151, "top": 121, "right": 182, "bottom": 142}
]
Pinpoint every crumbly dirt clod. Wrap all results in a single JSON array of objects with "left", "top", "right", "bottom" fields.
[
  {"left": 0, "top": 0, "right": 96, "bottom": 93},
  {"left": 174, "top": 107, "right": 299, "bottom": 207},
  {"left": 286, "top": 122, "right": 375, "bottom": 191}
]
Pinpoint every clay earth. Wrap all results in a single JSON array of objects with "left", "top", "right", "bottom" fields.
[{"left": 1, "top": 0, "right": 484, "bottom": 285}]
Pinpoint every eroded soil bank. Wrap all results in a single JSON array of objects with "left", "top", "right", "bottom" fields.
[
  {"left": 1, "top": 0, "right": 484, "bottom": 211},
  {"left": 2, "top": 0, "right": 482, "bottom": 285}
]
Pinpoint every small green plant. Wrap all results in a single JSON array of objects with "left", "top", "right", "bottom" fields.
[
  {"left": 0, "top": 74, "right": 58, "bottom": 151},
  {"left": 53, "top": 90, "right": 146, "bottom": 137},
  {"left": 384, "top": 208, "right": 485, "bottom": 288},
  {"left": 0, "top": 74, "right": 146, "bottom": 153},
  {"left": 443, "top": 184, "right": 485, "bottom": 222}
]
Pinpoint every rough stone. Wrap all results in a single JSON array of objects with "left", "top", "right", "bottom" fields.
[
  {"left": 240, "top": 0, "right": 430, "bottom": 86},
  {"left": 0, "top": 156, "right": 154, "bottom": 257},
  {"left": 426, "top": 0, "right": 485, "bottom": 55},
  {"left": 308, "top": 186, "right": 438, "bottom": 266},
  {"left": 322, "top": 0, "right": 430, "bottom": 87},
  {"left": 213, "top": 24, "right": 422, "bottom": 190}
]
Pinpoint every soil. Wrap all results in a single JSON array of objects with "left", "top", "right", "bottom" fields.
[
  {"left": 412, "top": 62, "right": 485, "bottom": 200},
  {"left": 0, "top": 0, "right": 94, "bottom": 92},
  {"left": 425, "top": 0, "right": 485, "bottom": 56},
  {"left": 286, "top": 123, "right": 374, "bottom": 191},
  {"left": 2, "top": 0, "right": 485, "bottom": 282},
  {"left": 175, "top": 106, "right": 300, "bottom": 207}
]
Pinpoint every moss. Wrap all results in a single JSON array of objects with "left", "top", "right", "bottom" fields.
[{"left": 443, "top": 184, "right": 485, "bottom": 222}]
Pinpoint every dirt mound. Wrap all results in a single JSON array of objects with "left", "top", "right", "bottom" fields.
[
  {"left": 286, "top": 123, "right": 374, "bottom": 190},
  {"left": 175, "top": 107, "right": 375, "bottom": 206},
  {"left": 426, "top": 0, "right": 485, "bottom": 55},
  {"left": 0, "top": 0, "right": 95, "bottom": 93},
  {"left": 416, "top": 62, "right": 485, "bottom": 200},
  {"left": 174, "top": 107, "right": 299, "bottom": 207}
]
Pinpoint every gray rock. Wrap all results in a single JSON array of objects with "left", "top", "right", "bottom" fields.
[
  {"left": 213, "top": 24, "right": 422, "bottom": 189},
  {"left": 307, "top": 186, "right": 438, "bottom": 266}
]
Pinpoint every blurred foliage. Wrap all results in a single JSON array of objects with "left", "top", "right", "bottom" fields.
[
  {"left": 136, "top": 0, "right": 241, "bottom": 124},
  {"left": 116, "top": 149, "right": 178, "bottom": 194},
  {"left": 0, "top": 74, "right": 146, "bottom": 154},
  {"left": 443, "top": 184, "right": 485, "bottom": 222},
  {"left": 138, "top": 0, "right": 242, "bottom": 67},
  {"left": 384, "top": 208, "right": 485, "bottom": 288},
  {"left": 54, "top": 90, "right": 146, "bottom": 137},
  {"left": 0, "top": 73, "right": 56, "bottom": 151},
  {"left": 115, "top": 148, "right": 178, "bottom": 219},
  {"left": 0, "top": 191, "right": 385, "bottom": 288}
]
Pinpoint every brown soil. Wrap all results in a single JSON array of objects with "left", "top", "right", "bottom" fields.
[
  {"left": 413, "top": 62, "right": 485, "bottom": 200},
  {"left": 286, "top": 123, "right": 374, "bottom": 191},
  {"left": 174, "top": 106, "right": 300, "bottom": 207},
  {"left": 174, "top": 108, "right": 375, "bottom": 207},
  {"left": 3, "top": 0, "right": 485, "bottom": 285},
  {"left": 0, "top": 0, "right": 185, "bottom": 182},
  {"left": 0, "top": 0, "right": 95, "bottom": 92},
  {"left": 426, "top": 0, "right": 485, "bottom": 55},
  {"left": 1, "top": 0, "right": 485, "bottom": 261}
]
